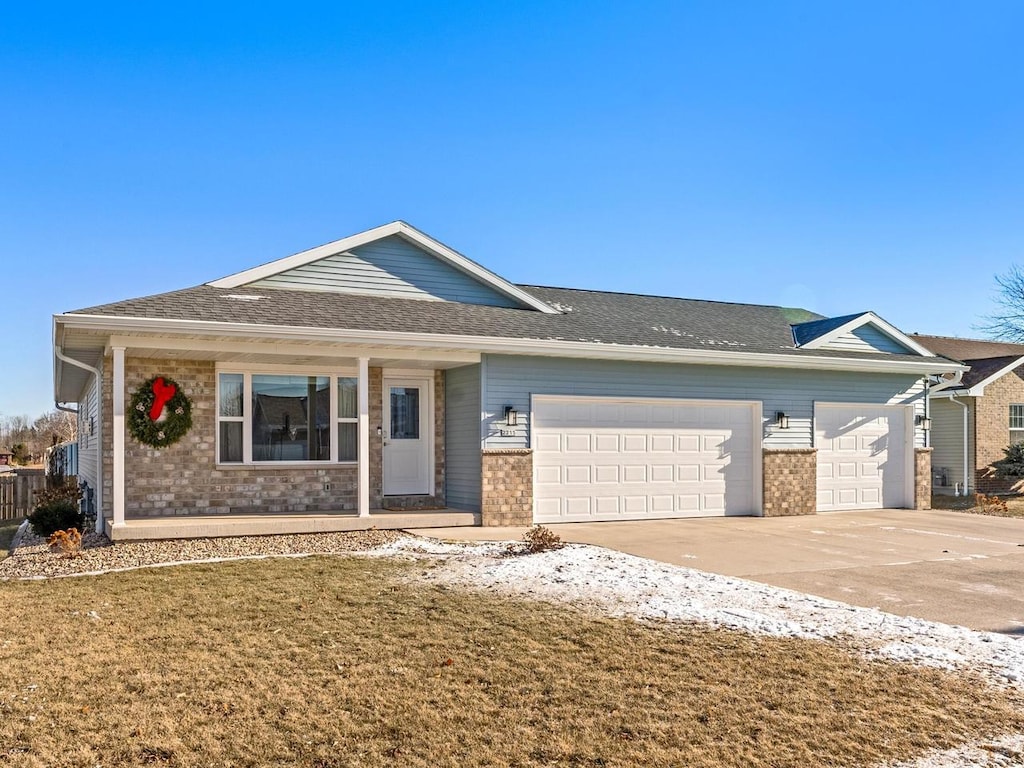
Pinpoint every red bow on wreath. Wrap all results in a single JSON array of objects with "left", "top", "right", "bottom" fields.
[{"left": 149, "top": 377, "right": 177, "bottom": 421}]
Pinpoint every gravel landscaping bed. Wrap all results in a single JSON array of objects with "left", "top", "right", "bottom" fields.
[{"left": 0, "top": 525, "right": 404, "bottom": 579}]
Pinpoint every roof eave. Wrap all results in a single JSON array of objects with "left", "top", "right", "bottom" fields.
[{"left": 56, "top": 313, "right": 967, "bottom": 375}]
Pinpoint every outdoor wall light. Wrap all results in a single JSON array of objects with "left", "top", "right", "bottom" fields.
[
  {"left": 504, "top": 406, "right": 519, "bottom": 427},
  {"left": 376, "top": 425, "right": 383, "bottom": 437},
  {"left": 917, "top": 415, "right": 932, "bottom": 431},
  {"left": 775, "top": 411, "right": 790, "bottom": 430}
]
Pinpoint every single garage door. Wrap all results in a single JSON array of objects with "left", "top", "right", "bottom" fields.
[
  {"left": 815, "top": 403, "right": 911, "bottom": 511},
  {"left": 532, "top": 395, "right": 760, "bottom": 523}
]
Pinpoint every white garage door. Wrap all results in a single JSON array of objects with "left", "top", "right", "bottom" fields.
[
  {"left": 815, "top": 403, "right": 911, "bottom": 511},
  {"left": 532, "top": 395, "right": 760, "bottom": 523}
]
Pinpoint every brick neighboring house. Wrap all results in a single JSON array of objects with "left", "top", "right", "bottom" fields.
[{"left": 911, "top": 335, "right": 1024, "bottom": 495}]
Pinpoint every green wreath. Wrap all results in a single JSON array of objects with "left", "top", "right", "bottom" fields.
[{"left": 128, "top": 375, "right": 193, "bottom": 448}]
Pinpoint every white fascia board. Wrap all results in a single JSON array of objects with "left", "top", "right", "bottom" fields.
[
  {"left": 799, "top": 312, "right": 935, "bottom": 357},
  {"left": 205, "top": 221, "right": 558, "bottom": 314},
  {"left": 57, "top": 313, "right": 969, "bottom": 376}
]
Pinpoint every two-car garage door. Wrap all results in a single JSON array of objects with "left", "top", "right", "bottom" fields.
[{"left": 532, "top": 396, "right": 760, "bottom": 523}]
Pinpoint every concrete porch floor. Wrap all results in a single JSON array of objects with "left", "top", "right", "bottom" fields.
[{"left": 105, "top": 508, "right": 479, "bottom": 541}]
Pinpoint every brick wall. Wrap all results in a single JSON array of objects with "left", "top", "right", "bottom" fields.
[
  {"left": 972, "top": 370, "right": 1024, "bottom": 494},
  {"left": 102, "top": 356, "right": 446, "bottom": 518},
  {"left": 762, "top": 448, "right": 817, "bottom": 516},
  {"left": 914, "top": 447, "right": 931, "bottom": 510},
  {"left": 481, "top": 449, "right": 532, "bottom": 526}
]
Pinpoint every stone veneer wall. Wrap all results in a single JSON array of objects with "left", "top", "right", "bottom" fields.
[
  {"left": 915, "top": 447, "right": 932, "bottom": 510},
  {"left": 481, "top": 449, "right": 532, "bottom": 526},
  {"left": 762, "top": 448, "right": 817, "bottom": 516},
  {"left": 102, "top": 357, "right": 450, "bottom": 518}
]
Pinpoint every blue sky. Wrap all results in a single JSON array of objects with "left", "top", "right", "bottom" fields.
[{"left": 3, "top": 1, "right": 1024, "bottom": 418}]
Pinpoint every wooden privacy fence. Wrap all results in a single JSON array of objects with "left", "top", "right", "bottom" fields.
[{"left": 0, "top": 473, "right": 48, "bottom": 521}]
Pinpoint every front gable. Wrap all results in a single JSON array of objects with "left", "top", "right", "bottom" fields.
[
  {"left": 793, "top": 312, "right": 933, "bottom": 356},
  {"left": 251, "top": 235, "right": 522, "bottom": 307},
  {"left": 207, "top": 221, "right": 557, "bottom": 313}
]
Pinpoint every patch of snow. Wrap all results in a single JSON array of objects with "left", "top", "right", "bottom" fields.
[
  {"left": 371, "top": 537, "right": 1024, "bottom": 688},
  {"left": 886, "top": 734, "right": 1024, "bottom": 767}
]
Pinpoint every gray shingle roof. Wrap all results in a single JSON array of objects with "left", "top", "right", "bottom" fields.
[
  {"left": 66, "top": 283, "right": 936, "bottom": 363},
  {"left": 910, "top": 334, "right": 1024, "bottom": 363},
  {"left": 955, "top": 355, "right": 1024, "bottom": 389}
]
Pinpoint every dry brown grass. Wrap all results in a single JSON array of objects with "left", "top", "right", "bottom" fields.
[
  {"left": 932, "top": 492, "right": 1024, "bottom": 518},
  {"left": 0, "top": 556, "right": 1021, "bottom": 767},
  {"left": 0, "top": 520, "right": 21, "bottom": 559}
]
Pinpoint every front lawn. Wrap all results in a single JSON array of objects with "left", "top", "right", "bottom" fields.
[{"left": 0, "top": 556, "right": 1021, "bottom": 767}]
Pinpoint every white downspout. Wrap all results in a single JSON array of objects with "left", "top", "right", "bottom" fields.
[
  {"left": 950, "top": 394, "right": 970, "bottom": 496},
  {"left": 54, "top": 344, "right": 104, "bottom": 533}
]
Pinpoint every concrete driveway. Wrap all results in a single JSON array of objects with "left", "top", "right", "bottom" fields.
[{"left": 412, "top": 509, "right": 1024, "bottom": 635}]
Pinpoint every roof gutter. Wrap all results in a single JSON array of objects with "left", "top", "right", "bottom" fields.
[{"left": 56, "top": 313, "right": 969, "bottom": 376}]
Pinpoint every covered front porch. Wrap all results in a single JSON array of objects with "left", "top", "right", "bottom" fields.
[
  {"left": 103, "top": 508, "right": 480, "bottom": 541},
  {"left": 56, "top": 320, "right": 487, "bottom": 540}
]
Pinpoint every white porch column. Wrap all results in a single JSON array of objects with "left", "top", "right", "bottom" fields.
[
  {"left": 111, "top": 346, "right": 126, "bottom": 528},
  {"left": 358, "top": 356, "right": 370, "bottom": 517}
]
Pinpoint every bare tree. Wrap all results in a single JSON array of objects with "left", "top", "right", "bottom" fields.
[
  {"left": 34, "top": 409, "right": 77, "bottom": 446},
  {"left": 978, "top": 265, "right": 1024, "bottom": 341}
]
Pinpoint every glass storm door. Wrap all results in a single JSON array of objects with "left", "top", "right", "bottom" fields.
[{"left": 382, "top": 378, "right": 430, "bottom": 495}]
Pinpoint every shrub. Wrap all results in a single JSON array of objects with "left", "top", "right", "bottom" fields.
[
  {"left": 993, "top": 443, "right": 1024, "bottom": 478},
  {"left": 47, "top": 528, "right": 83, "bottom": 558},
  {"left": 33, "top": 480, "right": 83, "bottom": 508},
  {"left": 28, "top": 500, "right": 84, "bottom": 538},
  {"left": 974, "top": 493, "right": 1009, "bottom": 515},
  {"left": 522, "top": 525, "right": 564, "bottom": 553}
]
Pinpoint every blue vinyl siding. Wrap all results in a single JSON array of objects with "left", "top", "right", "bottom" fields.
[
  {"left": 445, "top": 364, "right": 482, "bottom": 512},
  {"left": 821, "top": 325, "right": 913, "bottom": 354},
  {"left": 481, "top": 354, "right": 927, "bottom": 450},
  {"left": 253, "top": 235, "right": 521, "bottom": 307}
]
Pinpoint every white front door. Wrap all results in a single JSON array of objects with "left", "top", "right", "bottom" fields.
[{"left": 383, "top": 377, "right": 431, "bottom": 496}]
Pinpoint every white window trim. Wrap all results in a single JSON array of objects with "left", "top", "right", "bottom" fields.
[
  {"left": 1010, "top": 404, "right": 1024, "bottom": 444},
  {"left": 215, "top": 364, "right": 358, "bottom": 467}
]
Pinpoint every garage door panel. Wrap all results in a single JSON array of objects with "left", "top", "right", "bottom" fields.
[
  {"left": 533, "top": 397, "right": 758, "bottom": 523},
  {"left": 650, "top": 464, "right": 674, "bottom": 482},
  {"left": 565, "top": 434, "right": 592, "bottom": 452},
  {"left": 622, "top": 435, "right": 647, "bottom": 452},
  {"left": 816, "top": 404, "right": 909, "bottom": 512},
  {"left": 535, "top": 465, "right": 561, "bottom": 484},
  {"left": 676, "top": 464, "right": 700, "bottom": 482},
  {"left": 565, "top": 466, "right": 591, "bottom": 484},
  {"left": 622, "top": 465, "right": 647, "bottom": 483}
]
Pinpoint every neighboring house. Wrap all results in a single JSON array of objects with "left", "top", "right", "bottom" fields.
[
  {"left": 53, "top": 221, "right": 963, "bottom": 540},
  {"left": 45, "top": 440, "right": 79, "bottom": 479},
  {"left": 0, "top": 453, "right": 13, "bottom": 475},
  {"left": 910, "top": 335, "right": 1024, "bottom": 495}
]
